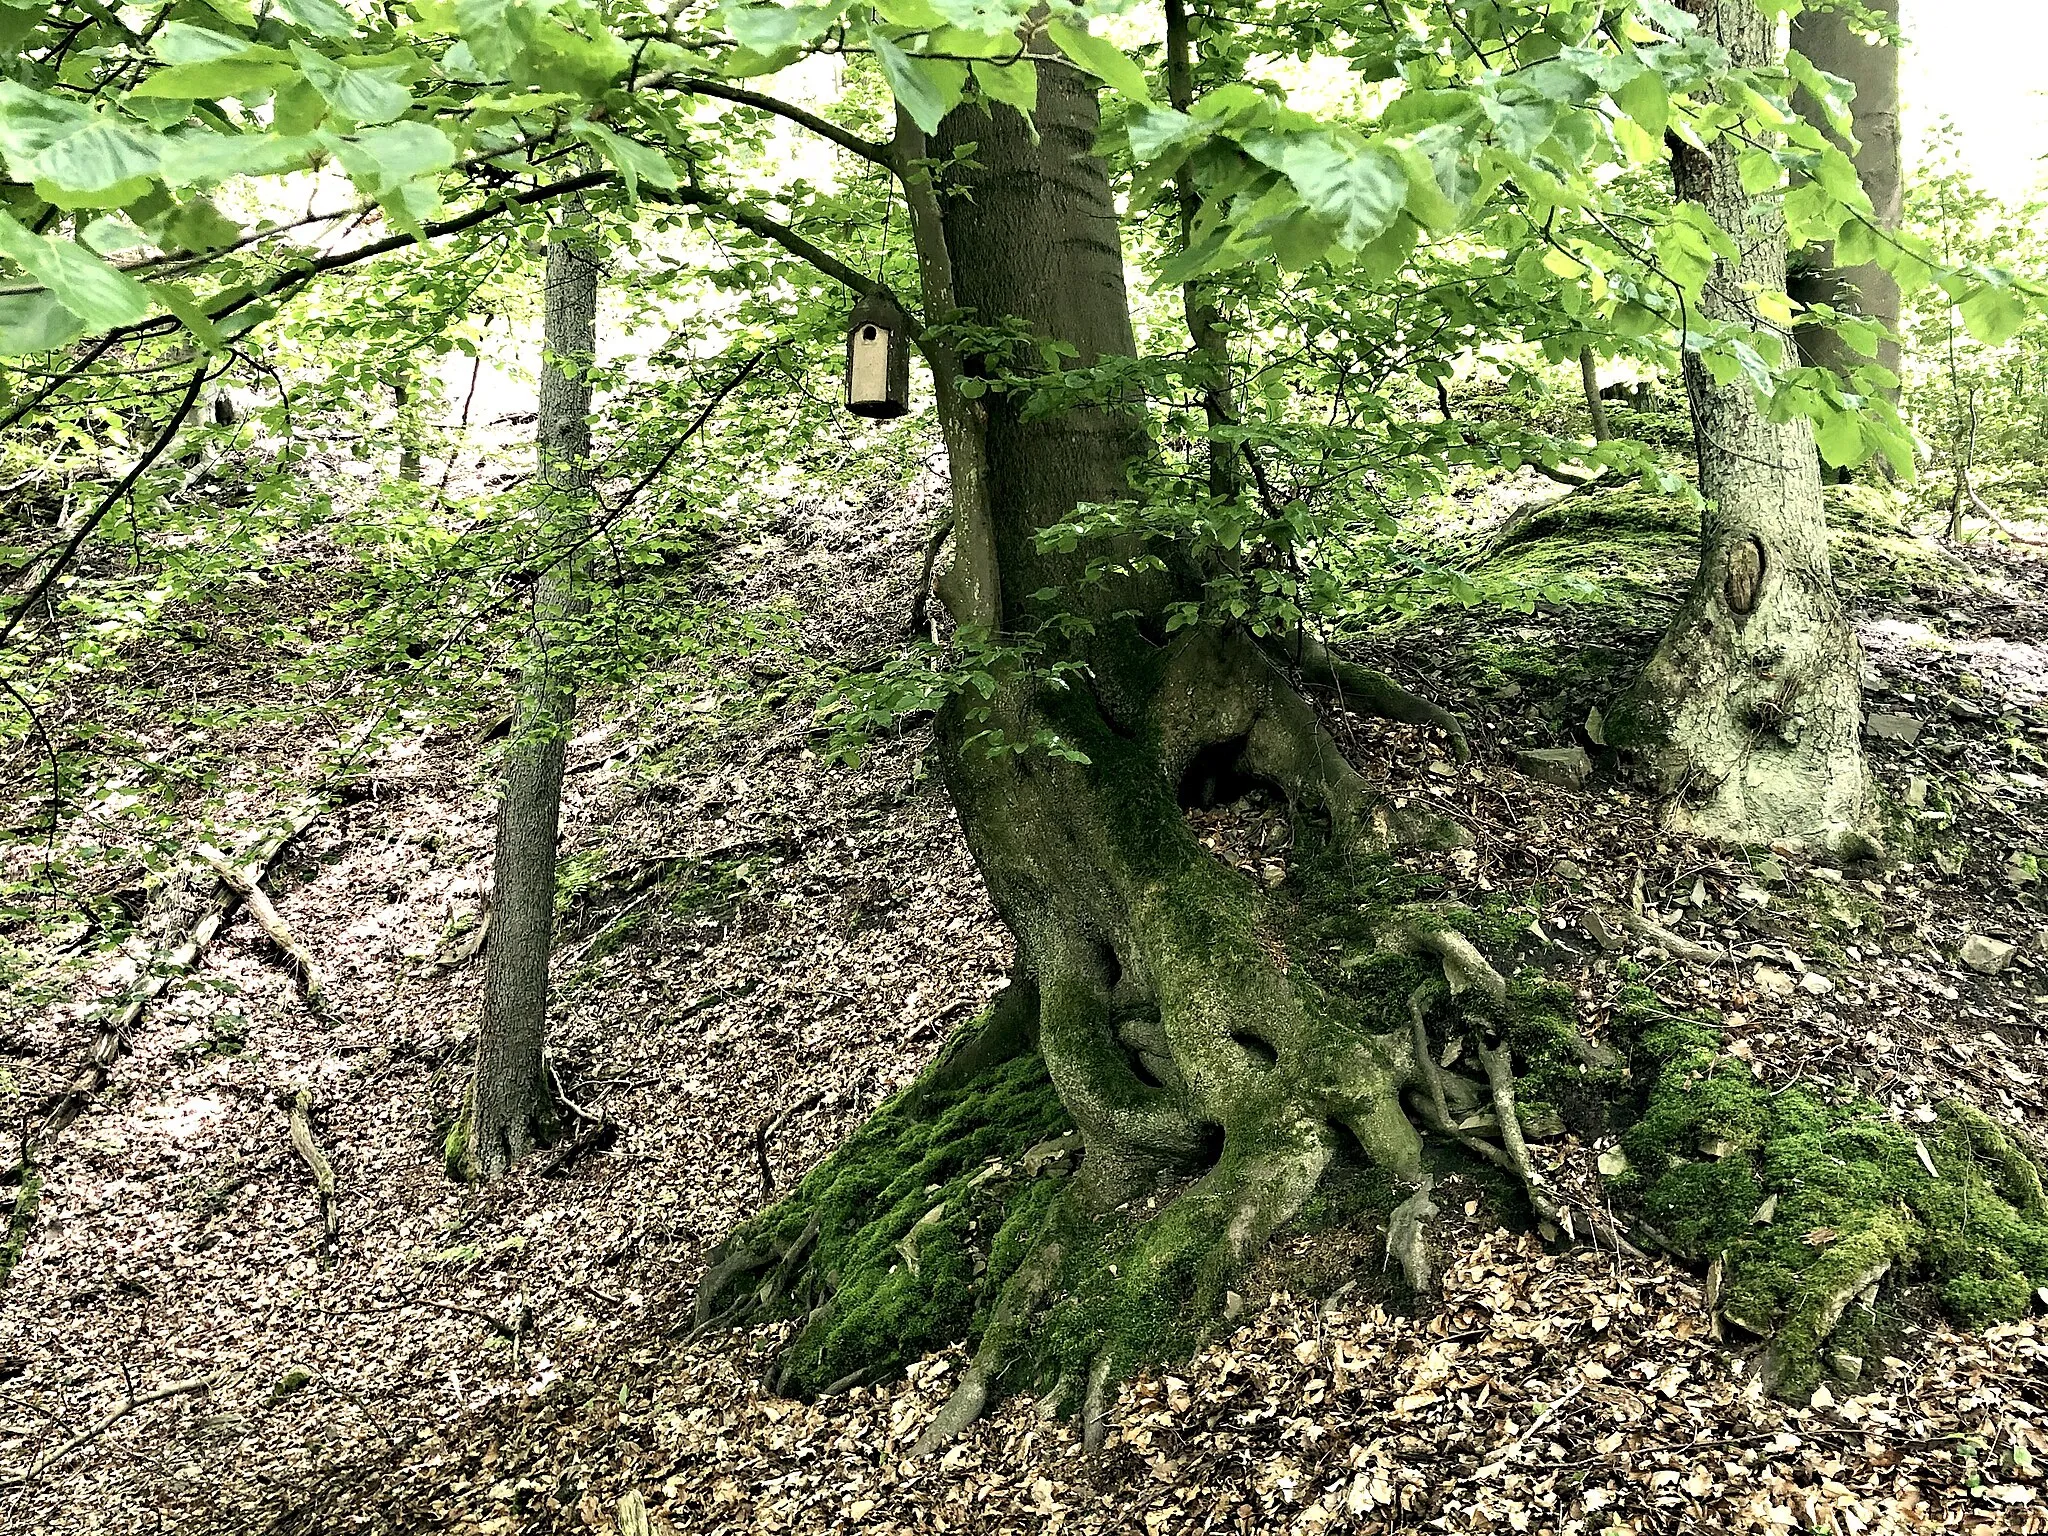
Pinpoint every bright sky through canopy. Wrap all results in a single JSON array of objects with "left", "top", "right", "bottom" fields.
[{"left": 1902, "top": 0, "right": 2048, "bottom": 199}]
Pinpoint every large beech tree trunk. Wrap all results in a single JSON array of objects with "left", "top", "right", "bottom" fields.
[
  {"left": 1608, "top": 0, "right": 1875, "bottom": 855},
  {"left": 1788, "top": 0, "right": 1902, "bottom": 392},
  {"left": 452, "top": 224, "right": 599, "bottom": 1181},
  {"left": 857, "top": 47, "right": 1501, "bottom": 1448}
]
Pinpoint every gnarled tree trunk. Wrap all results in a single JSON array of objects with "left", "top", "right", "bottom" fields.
[
  {"left": 450, "top": 222, "right": 600, "bottom": 1181},
  {"left": 1607, "top": 0, "right": 1876, "bottom": 855},
  {"left": 704, "top": 46, "right": 1540, "bottom": 1447}
]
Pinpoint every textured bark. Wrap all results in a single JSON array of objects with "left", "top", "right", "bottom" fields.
[
  {"left": 1788, "top": 0, "right": 1902, "bottom": 393},
  {"left": 454, "top": 225, "right": 599, "bottom": 1180},
  {"left": 1608, "top": 0, "right": 1874, "bottom": 854}
]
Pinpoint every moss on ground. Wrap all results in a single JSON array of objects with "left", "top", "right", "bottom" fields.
[
  {"left": 1608, "top": 988, "right": 2048, "bottom": 1394},
  {"left": 706, "top": 1045, "right": 1071, "bottom": 1397}
]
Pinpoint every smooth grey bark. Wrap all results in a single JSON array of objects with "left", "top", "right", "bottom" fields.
[
  {"left": 453, "top": 222, "right": 600, "bottom": 1181},
  {"left": 1579, "top": 346, "right": 1612, "bottom": 442},
  {"left": 1788, "top": 0, "right": 1902, "bottom": 392},
  {"left": 1608, "top": 0, "right": 1875, "bottom": 854}
]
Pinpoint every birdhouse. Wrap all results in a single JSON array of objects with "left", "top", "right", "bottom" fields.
[{"left": 844, "top": 291, "right": 910, "bottom": 419}]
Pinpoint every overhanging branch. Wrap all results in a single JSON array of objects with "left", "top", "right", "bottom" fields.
[{"left": 678, "top": 78, "right": 897, "bottom": 170}]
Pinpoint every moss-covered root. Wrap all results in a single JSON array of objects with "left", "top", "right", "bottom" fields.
[
  {"left": 913, "top": 1112, "right": 1336, "bottom": 1458},
  {"left": 1613, "top": 993, "right": 2048, "bottom": 1398}
]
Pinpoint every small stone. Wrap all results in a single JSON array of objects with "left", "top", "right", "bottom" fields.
[
  {"left": 1596, "top": 1147, "right": 1630, "bottom": 1177},
  {"left": 1866, "top": 712, "right": 1923, "bottom": 745},
  {"left": 1515, "top": 746, "right": 1593, "bottom": 789},
  {"left": 1809, "top": 1382, "right": 1836, "bottom": 1410},
  {"left": 1584, "top": 706, "right": 1607, "bottom": 746},
  {"left": 1828, "top": 1350, "right": 1865, "bottom": 1385},
  {"left": 1905, "top": 775, "right": 1929, "bottom": 808},
  {"left": 1960, "top": 935, "right": 2016, "bottom": 975},
  {"left": 1800, "top": 971, "right": 1834, "bottom": 995},
  {"left": 1581, "top": 908, "right": 1625, "bottom": 952},
  {"left": 1754, "top": 964, "right": 1796, "bottom": 997},
  {"left": 1752, "top": 1193, "right": 1778, "bottom": 1225},
  {"left": 1224, "top": 1290, "right": 1244, "bottom": 1320},
  {"left": 1553, "top": 859, "right": 1587, "bottom": 881}
]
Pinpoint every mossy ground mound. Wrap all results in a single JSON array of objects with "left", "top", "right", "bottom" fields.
[{"left": 1611, "top": 990, "right": 2048, "bottom": 1395}]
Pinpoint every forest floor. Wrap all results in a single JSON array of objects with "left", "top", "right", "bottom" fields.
[{"left": 5, "top": 436, "right": 2048, "bottom": 1536}]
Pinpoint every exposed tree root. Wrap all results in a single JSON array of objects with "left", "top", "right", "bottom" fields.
[
  {"left": 1598, "top": 903, "right": 1725, "bottom": 964},
  {"left": 1268, "top": 630, "right": 1472, "bottom": 763},
  {"left": 198, "top": 844, "right": 328, "bottom": 1012}
]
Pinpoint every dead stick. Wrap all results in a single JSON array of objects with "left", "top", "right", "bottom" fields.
[
  {"left": 197, "top": 845, "right": 327, "bottom": 1011},
  {"left": 287, "top": 1087, "right": 339, "bottom": 1264},
  {"left": 0, "top": 1373, "right": 217, "bottom": 1486},
  {"left": 754, "top": 1088, "right": 826, "bottom": 1201},
  {"left": 3, "top": 801, "right": 324, "bottom": 1202}
]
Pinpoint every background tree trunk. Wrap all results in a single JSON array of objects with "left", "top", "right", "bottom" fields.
[
  {"left": 1608, "top": 0, "right": 1875, "bottom": 855},
  {"left": 1165, "top": 0, "right": 1241, "bottom": 503},
  {"left": 1789, "top": 0, "right": 1902, "bottom": 395},
  {"left": 451, "top": 222, "right": 600, "bottom": 1181},
  {"left": 1579, "top": 346, "right": 1612, "bottom": 443}
]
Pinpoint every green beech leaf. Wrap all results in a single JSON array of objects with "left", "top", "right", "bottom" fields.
[
  {"left": 1815, "top": 407, "right": 1862, "bottom": 467},
  {"left": 1242, "top": 131, "right": 1407, "bottom": 251},
  {"left": 154, "top": 23, "right": 270, "bottom": 64},
  {"left": 278, "top": 0, "right": 355, "bottom": 40},
  {"left": 572, "top": 121, "right": 676, "bottom": 198},
  {"left": 29, "top": 120, "right": 166, "bottom": 206},
  {"left": 971, "top": 59, "right": 1036, "bottom": 118},
  {"left": 1831, "top": 217, "right": 1877, "bottom": 267},
  {"left": 292, "top": 44, "right": 412, "bottom": 125},
  {"left": 0, "top": 81, "right": 92, "bottom": 179},
  {"left": 154, "top": 281, "right": 226, "bottom": 352},
  {"left": 0, "top": 212, "right": 153, "bottom": 329},
  {"left": 1738, "top": 148, "right": 1780, "bottom": 196},
  {"left": 196, "top": 0, "right": 259, "bottom": 27},
  {"left": 324, "top": 120, "right": 455, "bottom": 196},
  {"left": 0, "top": 289, "right": 89, "bottom": 356},
  {"left": 1959, "top": 284, "right": 2027, "bottom": 347},
  {"left": 1045, "top": 20, "right": 1151, "bottom": 105},
  {"left": 1126, "top": 105, "right": 1204, "bottom": 162},
  {"left": 133, "top": 58, "right": 298, "bottom": 98},
  {"left": 869, "top": 35, "right": 966, "bottom": 136},
  {"left": 157, "top": 128, "right": 317, "bottom": 186},
  {"left": 1612, "top": 67, "right": 1668, "bottom": 139}
]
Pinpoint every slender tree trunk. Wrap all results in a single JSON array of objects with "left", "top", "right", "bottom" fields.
[
  {"left": 450, "top": 222, "right": 600, "bottom": 1181},
  {"left": 1788, "top": 0, "right": 1902, "bottom": 394},
  {"left": 393, "top": 378, "right": 422, "bottom": 483},
  {"left": 1579, "top": 346, "right": 1612, "bottom": 442},
  {"left": 1165, "top": 0, "right": 1241, "bottom": 502},
  {"left": 1608, "top": 0, "right": 1875, "bottom": 855}
]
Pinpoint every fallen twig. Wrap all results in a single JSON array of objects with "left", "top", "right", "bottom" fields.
[
  {"left": 0, "top": 1372, "right": 217, "bottom": 1487},
  {"left": 197, "top": 844, "right": 327, "bottom": 1011}
]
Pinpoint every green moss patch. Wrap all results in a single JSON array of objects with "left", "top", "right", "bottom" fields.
[
  {"left": 705, "top": 1046, "right": 1071, "bottom": 1397},
  {"left": 1608, "top": 990, "right": 2048, "bottom": 1394}
]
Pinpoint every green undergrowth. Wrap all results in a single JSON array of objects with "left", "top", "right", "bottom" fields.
[
  {"left": 704, "top": 1049, "right": 1071, "bottom": 1397},
  {"left": 1608, "top": 988, "right": 2048, "bottom": 1395}
]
